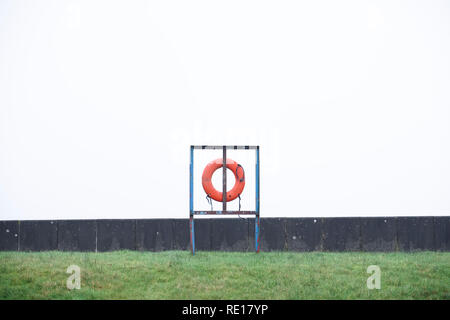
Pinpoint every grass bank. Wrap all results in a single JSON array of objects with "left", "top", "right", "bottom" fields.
[{"left": 0, "top": 251, "right": 448, "bottom": 299}]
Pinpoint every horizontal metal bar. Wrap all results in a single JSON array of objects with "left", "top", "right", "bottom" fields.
[
  {"left": 192, "top": 210, "right": 257, "bottom": 215},
  {"left": 192, "top": 145, "right": 258, "bottom": 150}
]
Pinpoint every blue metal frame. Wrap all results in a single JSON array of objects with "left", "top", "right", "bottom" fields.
[
  {"left": 189, "top": 145, "right": 260, "bottom": 255},
  {"left": 255, "top": 146, "right": 260, "bottom": 252},
  {"left": 189, "top": 146, "right": 195, "bottom": 255}
]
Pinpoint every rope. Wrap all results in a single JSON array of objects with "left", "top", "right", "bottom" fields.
[
  {"left": 206, "top": 194, "right": 213, "bottom": 211},
  {"left": 237, "top": 193, "right": 248, "bottom": 220},
  {"left": 235, "top": 164, "right": 245, "bottom": 182},
  {"left": 236, "top": 165, "right": 247, "bottom": 220}
]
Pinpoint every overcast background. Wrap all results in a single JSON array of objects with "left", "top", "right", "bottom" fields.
[{"left": 1, "top": 0, "right": 449, "bottom": 220}]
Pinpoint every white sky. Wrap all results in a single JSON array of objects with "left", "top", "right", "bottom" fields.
[{"left": 1, "top": 0, "right": 449, "bottom": 220}]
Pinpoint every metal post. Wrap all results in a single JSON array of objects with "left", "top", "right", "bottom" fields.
[
  {"left": 255, "top": 215, "right": 260, "bottom": 253},
  {"left": 190, "top": 216, "right": 195, "bottom": 255},
  {"left": 222, "top": 146, "right": 227, "bottom": 211},
  {"left": 190, "top": 146, "right": 195, "bottom": 255},
  {"left": 255, "top": 146, "right": 260, "bottom": 253}
]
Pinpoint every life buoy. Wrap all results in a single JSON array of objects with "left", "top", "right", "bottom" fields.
[{"left": 202, "top": 158, "right": 245, "bottom": 202}]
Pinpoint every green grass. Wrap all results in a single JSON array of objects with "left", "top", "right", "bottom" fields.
[{"left": 0, "top": 251, "right": 449, "bottom": 299}]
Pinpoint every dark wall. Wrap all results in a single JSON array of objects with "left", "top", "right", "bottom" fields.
[{"left": 0, "top": 217, "right": 449, "bottom": 252}]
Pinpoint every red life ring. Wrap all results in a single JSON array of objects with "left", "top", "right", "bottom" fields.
[{"left": 202, "top": 158, "right": 245, "bottom": 202}]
